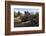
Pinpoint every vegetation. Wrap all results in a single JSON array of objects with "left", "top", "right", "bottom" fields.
[{"left": 14, "top": 11, "right": 39, "bottom": 27}]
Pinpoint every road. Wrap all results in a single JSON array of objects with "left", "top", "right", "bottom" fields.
[{"left": 14, "top": 21, "right": 39, "bottom": 27}]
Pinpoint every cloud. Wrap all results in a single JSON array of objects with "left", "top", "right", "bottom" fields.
[{"left": 14, "top": 8, "right": 39, "bottom": 14}]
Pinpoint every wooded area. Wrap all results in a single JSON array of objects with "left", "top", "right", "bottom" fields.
[{"left": 14, "top": 11, "right": 39, "bottom": 27}]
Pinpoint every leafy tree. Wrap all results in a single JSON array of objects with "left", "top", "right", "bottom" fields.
[
  {"left": 17, "top": 11, "right": 21, "bottom": 16},
  {"left": 14, "top": 11, "right": 17, "bottom": 17}
]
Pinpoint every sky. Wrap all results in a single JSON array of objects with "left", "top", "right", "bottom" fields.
[{"left": 14, "top": 8, "right": 39, "bottom": 14}]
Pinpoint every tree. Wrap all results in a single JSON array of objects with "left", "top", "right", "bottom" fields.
[
  {"left": 14, "top": 11, "right": 17, "bottom": 17},
  {"left": 17, "top": 11, "right": 21, "bottom": 16}
]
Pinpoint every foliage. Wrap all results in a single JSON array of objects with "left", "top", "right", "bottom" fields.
[{"left": 14, "top": 11, "right": 39, "bottom": 26}]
